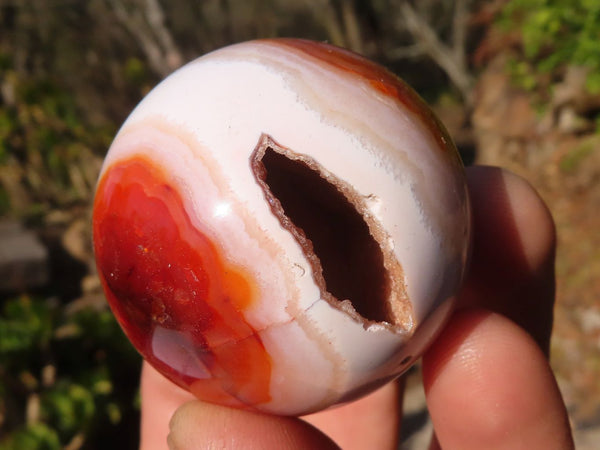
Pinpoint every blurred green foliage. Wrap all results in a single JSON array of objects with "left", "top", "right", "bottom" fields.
[
  {"left": 0, "top": 55, "right": 114, "bottom": 217},
  {"left": 500, "top": 0, "right": 600, "bottom": 93},
  {"left": 560, "top": 138, "right": 597, "bottom": 172},
  {"left": 0, "top": 296, "right": 141, "bottom": 449},
  {"left": 1, "top": 423, "right": 61, "bottom": 450}
]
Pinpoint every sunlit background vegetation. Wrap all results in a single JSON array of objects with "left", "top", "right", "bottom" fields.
[{"left": 1, "top": 1, "right": 599, "bottom": 448}]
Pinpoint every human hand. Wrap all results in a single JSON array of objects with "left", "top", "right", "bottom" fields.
[{"left": 139, "top": 166, "right": 574, "bottom": 450}]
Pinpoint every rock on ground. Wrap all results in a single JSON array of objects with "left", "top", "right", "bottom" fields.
[{"left": 0, "top": 219, "right": 48, "bottom": 292}]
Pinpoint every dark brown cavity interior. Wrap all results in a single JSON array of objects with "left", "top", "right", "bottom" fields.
[{"left": 256, "top": 147, "right": 391, "bottom": 324}]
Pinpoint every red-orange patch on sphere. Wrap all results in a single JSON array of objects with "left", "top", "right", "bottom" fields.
[{"left": 92, "top": 156, "right": 271, "bottom": 407}]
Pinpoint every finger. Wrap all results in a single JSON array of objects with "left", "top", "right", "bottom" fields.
[
  {"left": 140, "top": 362, "right": 401, "bottom": 450},
  {"left": 301, "top": 380, "right": 402, "bottom": 450},
  {"left": 423, "top": 309, "right": 574, "bottom": 450},
  {"left": 168, "top": 401, "right": 339, "bottom": 450},
  {"left": 462, "top": 166, "right": 556, "bottom": 353},
  {"left": 140, "top": 362, "right": 196, "bottom": 450}
]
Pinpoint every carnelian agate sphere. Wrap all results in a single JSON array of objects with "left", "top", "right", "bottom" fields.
[{"left": 93, "top": 38, "right": 470, "bottom": 415}]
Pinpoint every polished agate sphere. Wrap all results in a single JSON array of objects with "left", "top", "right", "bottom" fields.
[{"left": 93, "top": 39, "right": 470, "bottom": 415}]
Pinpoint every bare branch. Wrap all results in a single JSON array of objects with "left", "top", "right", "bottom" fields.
[
  {"left": 452, "top": 0, "right": 470, "bottom": 70},
  {"left": 399, "top": 1, "right": 473, "bottom": 103},
  {"left": 387, "top": 43, "right": 426, "bottom": 59},
  {"left": 143, "top": 0, "right": 184, "bottom": 70},
  {"left": 107, "top": 0, "right": 183, "bottom": 78},
  {"left": 300, "top": 0, "right": 364, "bottom": 53},
  {"left": 340, "top": 0, "right": 363, "bottom": 53},
  {"left": 300, "top": 0, "right": 345, "bottom": 47}
]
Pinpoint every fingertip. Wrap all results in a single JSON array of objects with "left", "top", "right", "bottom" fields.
[
  {"left": 463, "top": 166, "right": 557, "bottom": 351},
  {"left": 166, "top": 402, "right": 199, "bottom": 450},
  {"left": 167, "top": 401, "right": 339, "bottom": 450},
  {"left": 423, "top": 309, "right": 573, "bottom": 450},
  {"left": 466, "top": 166, "right": 556, "bottom": 278},
  {"left": 301, "top": 381, "right": 401, "bottom": 450},
  {"left": 140, "top": 362, "right": 195, "bottom": 450}
]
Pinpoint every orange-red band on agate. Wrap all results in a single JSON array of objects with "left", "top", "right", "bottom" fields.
[{"left": 92, "top": 157, "right": 271, "bottom": 408}]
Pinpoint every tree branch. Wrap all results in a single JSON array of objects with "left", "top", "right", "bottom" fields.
[
  {"left": 387, "top": 43, "right": 426, "bottom": 59},
  {"left": 340, "top": 0, "right": 363, "bottom": 53},
  {"left": 143, "top": 0, "right": 184, "bottom": 70},
  {"left": 399, "top": 0, "right": 473, "bottom": 103},
  {"left": 452, "top": 0, "right": 470, "bottom": 70},
  {"left": 107, "top": 0, "right": 183, "bottom": 78}
]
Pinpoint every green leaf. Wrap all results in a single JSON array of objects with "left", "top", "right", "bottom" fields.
[
  {"left": 0, "top": 297, "right": 55, "bottom": 357},
  {"left": 41, "top": 382, "right": 95, "bottom": 434},
  {"left": 0, "top": 423, "right": 61, "bottom": 450}
]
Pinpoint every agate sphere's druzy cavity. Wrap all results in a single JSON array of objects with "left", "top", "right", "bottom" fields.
[{"left": 92, "top": 38, "right": 471, "bottom": 415}]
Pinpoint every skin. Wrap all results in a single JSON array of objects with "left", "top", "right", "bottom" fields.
[{"left": 139, "top": 166, "right": 575, "bottom": 450}]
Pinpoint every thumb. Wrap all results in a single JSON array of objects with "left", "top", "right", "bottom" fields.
[{"left": 168, "top": 400, "right": 339, "bottom": 450}]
